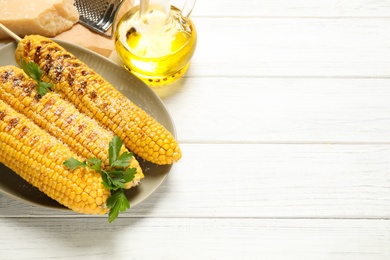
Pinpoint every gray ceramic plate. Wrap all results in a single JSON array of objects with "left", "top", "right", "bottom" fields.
[{"left": 0, "top": 40, "right": 174, "bottom": 211}]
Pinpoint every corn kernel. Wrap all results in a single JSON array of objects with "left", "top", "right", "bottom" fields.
[
  {"left": 69, "top": 191, "right": 75, "bottom": 200},
  {"left": 81, "top": 192, "right": 89, "bottom": 202},
  {"left": 96, "top": 197, "right": 103, "bottom": 206},
  {"left": 75, "top": 187, "right": 83, "bottom": 195},
  {"left": 19, "top": 35, "right": 181, "bottom": 165},
  {"left": 90, "top": 190, "right": 97, "bottom": 198},
  {"left": 166, "top": 149, "right": 174, "bottom": 157},
  {"left": 74, "top": 194, "right": 81, "bottom": 202}
]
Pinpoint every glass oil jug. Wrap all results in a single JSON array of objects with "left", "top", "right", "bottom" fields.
[{"left": 114, "top": 0, "right": 197, "bottom": 87}]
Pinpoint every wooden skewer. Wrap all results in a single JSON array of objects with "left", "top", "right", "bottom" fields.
[{"left": 0, "top": 23, "right": 21, "bottom": 42}]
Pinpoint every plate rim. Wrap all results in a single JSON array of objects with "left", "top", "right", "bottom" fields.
[{"left": 0, "top": 39, "right": 176, "bottom": 212}]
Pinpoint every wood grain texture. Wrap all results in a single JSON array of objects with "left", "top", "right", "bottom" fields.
[
  {"left": 1, "top": 218, "right": 389, "bottom": 260},
  {"left": 4, "top": 18, "right": 390, "bottom": 78},
  {"left": 1, "top": 144, "right": 390, "bottom": 219},
  {"left": 187, "top": 18, "right": 390, "bottom": 77},
  {"left": 187, "top": 0, "right": 390, "bottom": 17},
  {"left": 1, "top": 1, "right": 390, "bottom": 259},
  {"left": 156, "top": 77, "right": 390, "bottom": 143}
]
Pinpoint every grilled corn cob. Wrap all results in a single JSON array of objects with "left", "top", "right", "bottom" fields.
[
  {"left": 0, "top": 65, "right": 143, "bottom": 188},
  {"left": 0, "top": 99, "right": 110, "bottom": 214},
  {"left": 15, "top": 35, "right": 182, "bottom": 165}
]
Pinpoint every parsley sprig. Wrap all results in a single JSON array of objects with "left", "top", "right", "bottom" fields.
[
  {"left": 20, "top": 56, "right": 53, "bottom": 96},
  {"left": 64, "top": 136, "right": 136, "bottom": 222}
]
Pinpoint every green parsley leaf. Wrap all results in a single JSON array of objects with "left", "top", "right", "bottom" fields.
[
  {"left": 64, "top": 136, "right": 136, "bottom": 223},
  {"left": 108, "top": 171, "right": 128, "bottom": 190},
  {"left": 63, "top": 158, "right": 87, "bottom": 170},
  {"left": 20, "top": 56, "right": 53, "bottom": 97},
  {"left": 100, "top": 170, "right": 117, "bottom": 190},
  {"left": 100, "top": 171, "right": 113, "bottom": 190},
  {"left": 87, "top": 158, "right": 102, "bottom": 172},
  {"left": 27, "top": 61, "right": 42, "bottom": 81},
  {"left": 107, "top": 189, "right": 130, "bottom": 223},
  {"left": 20, "top": 56, "right": 30, "bottom": 77},
  {"left": 37, "top": 82, "right": 53, "bottom": 96},
  {"left": 124, "top": 167, "right": 137, "bottom": 183},
  {"left": 109, "top": 136, "right": 123, "bottom": 166},
  {"left": 112, "top": 151, "right": 133, "bottom": 168}
]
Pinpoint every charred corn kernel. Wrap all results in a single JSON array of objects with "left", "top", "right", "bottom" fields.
[
  {"left": 16, "top": 35, "right": 182, "bottom": 165},
  {"left": 0, "top": 100, "right": 110, "bottom": 214},
  {"left": 0, "top": 65, "right": 143, "bottom": 188}
]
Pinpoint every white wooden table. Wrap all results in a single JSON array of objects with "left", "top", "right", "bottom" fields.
[{"left": 1, "top": 0, "right": 390, "bottom": 259}]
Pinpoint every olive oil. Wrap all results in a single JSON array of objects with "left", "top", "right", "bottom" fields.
[{"left": 115, "top": 6, "right": 197, "bottom": 86}]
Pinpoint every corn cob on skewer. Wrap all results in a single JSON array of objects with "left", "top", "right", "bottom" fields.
[
  {"left": 0, "top": 65, "right": 143, "bottom": 188},
  {"left": 0, "top": 99, "right": 110, "bottom": 214},
  {"left": 15, "top": 35, "right": 182, "bottom": 165}
]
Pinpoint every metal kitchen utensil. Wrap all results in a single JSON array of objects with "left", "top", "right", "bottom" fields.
[{"left": 74, "top": 0, "right": 125, "bottom": 37}]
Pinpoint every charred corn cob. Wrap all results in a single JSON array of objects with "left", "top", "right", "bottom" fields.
[
  {"left": 0, "top": 99, "right": 110, "bottom": 214},
  {"left": 15, "top": 35, "right": 182, "bottom": 165},
  {"left": 0, "top": 65, "right": 143, "bottom": 188}
]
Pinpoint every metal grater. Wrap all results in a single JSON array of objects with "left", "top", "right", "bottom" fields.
[{"left": 74, "top": 0, "right": 125, "bottom": 38}]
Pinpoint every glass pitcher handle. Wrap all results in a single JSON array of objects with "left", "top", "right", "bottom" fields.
[{"left": 181, "top": 0, "right": 197, "bottom": 18}]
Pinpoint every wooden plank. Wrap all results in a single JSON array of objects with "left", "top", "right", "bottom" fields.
[
  {"left": 155, "top": 77, "right": 390, "bottom": 143},
  {"left": 0, "top": 218, "right": 389, "bottom": 259},
  {"left": 186, "top": 0, "right": 390, "bottom": 17},
  {"left": 3, "top": 18, "right": 388, "bottom": 77},
  {"left": 1, "top": 144, "right": 390, "bottom": 218},
  {"left": 187, "top": 18, "right": 390, "bottom": 77}
]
